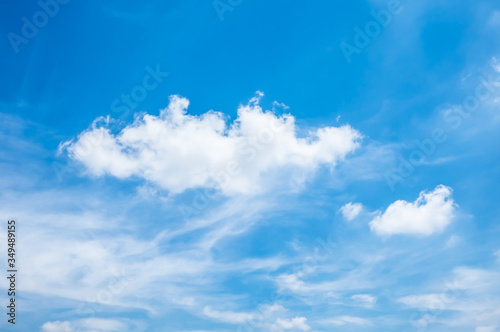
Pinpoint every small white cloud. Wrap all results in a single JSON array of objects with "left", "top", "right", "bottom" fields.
[
  {"left": 339, "top": 202, "right": 363, "bottom": 221},
  {"left": 63, "top": 93, "right": 361, "bottom": 195},
  {"left": 370, "top": 185, "right": 457, "bottom": 236},
  {"left": 351, "top": 294, "right": 377, "bottom": 308}
]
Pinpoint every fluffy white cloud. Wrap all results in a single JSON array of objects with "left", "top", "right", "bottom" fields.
[
  {"left": 339, "top": 202, "right": 363, "bottom": 221},
  {"left": 62, "top": 93, "right": 361, "bottom": 195},
  {"left": 369, "top": 185, "right": 457, "bottom": 236}
]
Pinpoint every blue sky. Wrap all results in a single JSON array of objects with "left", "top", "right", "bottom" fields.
[{"left": 1, "top": 0, "right": 500, "bottom": 331}]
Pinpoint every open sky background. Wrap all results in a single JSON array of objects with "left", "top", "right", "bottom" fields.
[{"left": 1, "top": 0, "right": 500, "bottom": 331}]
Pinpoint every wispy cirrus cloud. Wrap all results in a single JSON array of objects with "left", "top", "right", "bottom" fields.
[{"left": 398, "top": 265, "right": 500, "bottom": 330}]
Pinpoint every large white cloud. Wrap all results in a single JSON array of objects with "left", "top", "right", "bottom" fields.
[
  {"left": 203, "top": 304, "right": 311, "bottom": 331},
  {"left": 369, "top": 185, "right": 457, "bottom": 236},
  {"left": 62, "top": 93, "right": 361, "bottom": 195}
]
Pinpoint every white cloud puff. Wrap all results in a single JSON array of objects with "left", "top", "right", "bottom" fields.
[
  {"left": 62, "top": 93, "right": 361, "bottom": 195},
  {"left": 339, "top": 202, "right": 363, "bottom": 221},
  {"left": 369, "top": 185, "right": 457, "bottom": 236}
]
